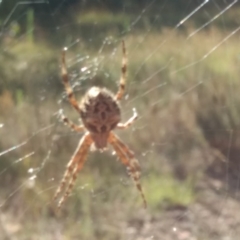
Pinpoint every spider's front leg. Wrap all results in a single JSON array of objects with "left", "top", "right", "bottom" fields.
[
  {"left": 61, "top": 48, "right": 82, "bottom": 113},
  {"left": 115, "top": 40, "right": 127, "bottom": 101},
  {"left": 58, "top": 109, "right": 85, "bottom": 132},
  {"left": 117, "top": 108, "right": 138, "bottom": 129}
]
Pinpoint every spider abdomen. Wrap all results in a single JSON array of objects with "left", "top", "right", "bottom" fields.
[{"left": 80, "top": 87, "right": 121, "bottom": 134}]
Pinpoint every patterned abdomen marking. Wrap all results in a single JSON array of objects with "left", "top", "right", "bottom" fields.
[{"left": 80, "top": 87, "right": 121, "bottom": 149}]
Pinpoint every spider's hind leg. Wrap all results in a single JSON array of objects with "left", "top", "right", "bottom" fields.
[
  {"left": 53, "top": 133, "right": 92, "bottom": 209},
  {"left": 108, "top": 132, "right": 147, "bottom": 208}
]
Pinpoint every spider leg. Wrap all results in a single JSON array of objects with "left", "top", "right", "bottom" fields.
[
  {"left": 58, "top": 109, "right": 85, "bottom": 132},
  {"left": 117, "top": 108, "right": 138, "bottom": 129},
  {"left": 53, "top": 133, "right": 92, "bottom": 205},
  {"left": 57, "top": 134, "right": 92, "bottom": 210},
  {"left": 115, "top": 40, "right": 127, "bottom": 101},
  {"left": 108, "top": 132, "right": 147, "bottom": 208},
  {"left": 62, "top": 48, "right": 82, "bottom": 113}
]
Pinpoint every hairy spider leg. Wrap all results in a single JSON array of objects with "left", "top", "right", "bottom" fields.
[
  {"left": 58, "top": 133, "right": 93, "bottom": 210},
  {"left": 115, "top": 40, "right": 127, "bottom": 101},
  {"left": 58, "top": 109, "right": 85, "bottom": 132},
  {"left": 54, "top": 133, "right": 92, "bottom": 203},
  {"left": 117, "top": 108, "right": 138, "bottom": 129},
  {"left": 109, "top": 132, "right": 147, "bottom": 208},
  {"left": 62, "top": 48, "right": 82, "bottom": 113},
  {"left": 57, "top": 133, "right": 92, "bottom": 210}
]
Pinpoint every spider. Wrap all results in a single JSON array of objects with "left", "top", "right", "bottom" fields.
[{"left": 53, "top": 40, "right": 147, "bottom": 210}]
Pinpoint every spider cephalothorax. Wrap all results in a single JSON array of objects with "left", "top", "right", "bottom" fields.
[{"left": 53, "top": 41, "right": 146, "bottom": 210}]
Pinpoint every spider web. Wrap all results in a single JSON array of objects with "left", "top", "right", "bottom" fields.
[{"left": 0, "top": 0, "right": 240, "bottom": 239}]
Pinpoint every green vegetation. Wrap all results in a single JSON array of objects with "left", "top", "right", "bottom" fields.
[{"left": 145, "top": 174, "right": 195, "bottom": 210}]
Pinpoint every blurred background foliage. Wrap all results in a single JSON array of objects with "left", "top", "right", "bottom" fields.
[{"left": 1, "top": 0, "right": 240, "bottom": 239}]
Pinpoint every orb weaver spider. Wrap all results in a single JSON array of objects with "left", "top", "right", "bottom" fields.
[{"left": 53, "top": 41, "right": 146, "bottom": 210}]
